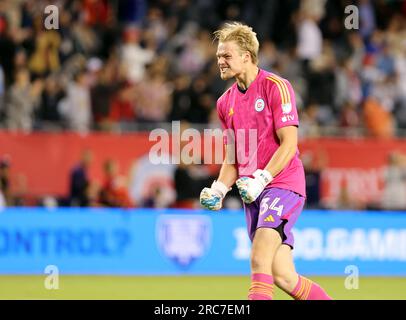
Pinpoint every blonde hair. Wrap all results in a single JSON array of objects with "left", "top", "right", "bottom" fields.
[{"left": 213, "top": 22, "right": 259, "bottom": 65}]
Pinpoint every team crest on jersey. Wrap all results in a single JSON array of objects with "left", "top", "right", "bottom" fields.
[
  {"left": 254, "top": 98, "right": 265, "bottom": 112},
  {"left": 282, "top": 103, "right": 292, "bottom": 114}
]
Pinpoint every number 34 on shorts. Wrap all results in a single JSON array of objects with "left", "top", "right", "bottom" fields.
[{"left": 259, "top": 197, "right": 284, "bottom": 222}]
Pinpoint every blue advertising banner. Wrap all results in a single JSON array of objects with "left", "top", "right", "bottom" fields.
[{"left": 0, "top": 208, "right": 405, "bottom": 275}]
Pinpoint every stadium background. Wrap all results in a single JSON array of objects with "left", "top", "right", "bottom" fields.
[{"left": 0, "top": 0, "right": 406, "bottom": 299}]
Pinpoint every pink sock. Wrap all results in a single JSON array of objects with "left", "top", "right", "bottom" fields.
[
  {"left": 248, "top": 273, "right": 274, "bottom": 300},
  {"left": 290, "top": 275, "right": 332, "bottom": 300}
]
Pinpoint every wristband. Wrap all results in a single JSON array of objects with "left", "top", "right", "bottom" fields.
[
  {"left": 211, "top": 180, "right": 230, "bottom": 198},
  {"left": 253, "top": 169, "right": 273, "bottom": 187}
]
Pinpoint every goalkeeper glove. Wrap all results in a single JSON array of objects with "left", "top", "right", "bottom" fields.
[
  {"left": 236, "top": 169, "right": 273, "bottom": 204},
  {"left": 200, "top": 180, "right": 230, "bottom": 210}
]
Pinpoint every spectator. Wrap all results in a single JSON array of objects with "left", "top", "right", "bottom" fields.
[
  {"left": 135, "top": 58, "right": 172, "bottom": 122},
  {"left": 296, "top": 0, "right": 325, "bottom": 66},
  {"left": 298, "top": 104, "right": 321, "bottom": 138},
  {"left": 82, "top": 0, "right": 112, "bottom": 27},
  {"left": 258, "top": 40, "right": 277, "bottom": 71},
  {"left": 71, "top": 15, "right": 100, "bottom": 57},
  {"left": 302, "top": 150, "right": 327, "bottom": 209},
  {"left": 120, "top": 26, "right": 154, "bottom": 84},
  {"left": 36, "top": 75, "right": 65, "bottom": 129},
  {"left": 117, "top": 0, "right": 147, "bottom": 26},
  {"left": 58, "top": 10, "right": 76, "bottom": 63},
  {"left": 176, "top": 27, "right": 214, "bottom": 77},
  {"left": 109, "top": 82, "right": 137, "bottom": 128},
  {"left": 99, "top": 159, "right": 133, "bottom": 208},
  {"left": 339, "top": 101, "right": 361, "bottom": 133},
  {"left": 382, "top": 152, "right": 406, "bottom": 210},
  {"left": 0, "top": 155, "right": 11, "bottom": 206},
  {"left": 359, "top": 0, "right": 376, "bottom": 40},
  {"left": 334, "top": 58, "right": 362, "bottom": 112},
  {"left": 0, "top": 13, "right": 17, "bottom": 87},
  {"left": 58, "top": 70, "right": 92, "bottom": 133},
  {"left": 90, "top": 63, "right": 120, "bottom": 131},
  {"left": 168, "top": 73, "right": 191, "bottom": 121},
  {"left": 5, "top": 67, "right": 42, "bottom": 132},
  {"left": 143, "top": 6, "right": 169, "bottom": 51},
  {"left": 306, "top": 42, "right": 336, "bottom": 121},
  {"left": 185, "top": 74, "right": 212, "bottom": 124},
  {"left": 0, "top": 64, "right": 5, "bottom": 121},
  {"left": 0, "top": 185, "right": 4, "bottom": 209},
  {"left": 69, "top": 149, "right": 93, "bottom": 207},
  {"left": 27, "top": 16, "right": 61, "bottom": 78},
  {"left": 363, "top": 96, "right": 395, "bottom": 138}
]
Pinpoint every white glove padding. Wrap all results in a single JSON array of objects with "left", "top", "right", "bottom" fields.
[
  {"left": 236, "top": 169, "right": 273, "bottom": 204},
  {"left": 200, "top": 180, "right": 230, "bottom": 210}
]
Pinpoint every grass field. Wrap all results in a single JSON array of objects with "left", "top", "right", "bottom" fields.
[{"left": 0, "top": 276, "right": 405, "bottom": 300}]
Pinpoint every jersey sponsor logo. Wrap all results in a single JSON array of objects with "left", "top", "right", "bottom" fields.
[
  {"left": 282, "top": 102, "right": 292, "bottom": 114},
  {"left": 254, "top": 98, "right": 265, "bottom": 112},
  {"left": 282, "top": 115, "right": 295, "bottom": 122},
  {"left": 156, "top": 214, "right": 212, "bottom": 269}
]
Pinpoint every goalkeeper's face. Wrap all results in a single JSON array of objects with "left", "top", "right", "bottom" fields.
[{"left": 216, "top": 41, "right": 248, "bottom": 80}]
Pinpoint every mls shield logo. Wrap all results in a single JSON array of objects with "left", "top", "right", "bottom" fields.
[
  {"left": 282, "top": 102, "right": 292, "bottom": 114},
  {"left": 156, "top": 215, "right": 212, "bottom": 269}
]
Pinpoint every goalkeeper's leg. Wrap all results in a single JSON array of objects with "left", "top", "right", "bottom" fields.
[
  {"left": 272, "top": 244, "right": 332, "bottom": 300},
  {"left": 247, "top": 227, "right": 281, "bottom": 300}
]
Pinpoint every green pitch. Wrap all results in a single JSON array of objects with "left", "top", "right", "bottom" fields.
[{"left": 0, "top": 276, "right": 405, "bottom": 300}]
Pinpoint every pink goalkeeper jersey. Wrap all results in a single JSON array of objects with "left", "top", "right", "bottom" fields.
[{"left": 217, "top": 69, "right": 306, "bottom": 197}]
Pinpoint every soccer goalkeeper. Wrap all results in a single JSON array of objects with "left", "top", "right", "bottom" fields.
[{"left": 200, "top": 22, "right": 331, "bottom": 300}]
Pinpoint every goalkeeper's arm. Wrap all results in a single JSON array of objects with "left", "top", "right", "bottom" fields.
[{"left": 200, "top": 144, "right": 237, "bottom": 210}]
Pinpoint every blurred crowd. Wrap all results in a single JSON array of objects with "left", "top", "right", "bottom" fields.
[
  {"left": 1, "top": 0, "right": 406, "bottom": 210},
  {"left": 67, "top": 149, "right": 134, "bottom": 208},
  {"left": 0, "top": 0, "right": 404, "bottom": 136}
]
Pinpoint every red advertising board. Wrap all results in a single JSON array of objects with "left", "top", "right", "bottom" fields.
[
  {"left": 1, "top": 132, "right": 405, "bottom": 207},
  {"left": 300, "top": 138, "right": 406, "bottom": 208}
]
